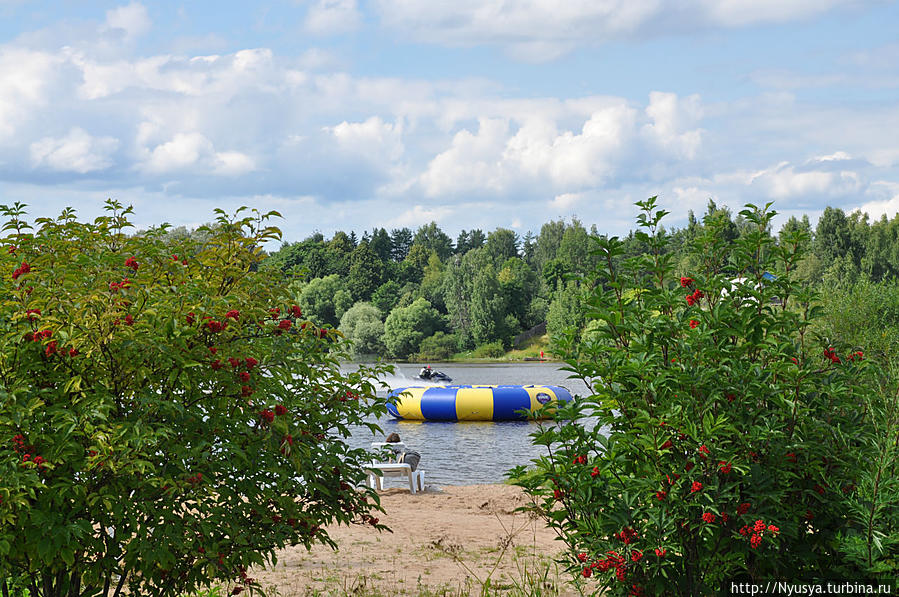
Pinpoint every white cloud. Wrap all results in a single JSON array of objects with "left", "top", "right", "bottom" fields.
[
  {"left": 0, "top": 3, "right": 896, "bottom": 240},
  {"left": 419, "top": 94, "right": 701, "bottom": 198},
  {"left": 140, "top": 132, "right": 256, "bottom": 176},
  {"left": 374, "top": 0, "right": 869, "bottom": 60},
  {"left": 700, "top": 0, "right": 856, "bottom": 27},
  {"left": 748, "top": 161, "right": 863, "bottom": 200},
  {"left": 420, "top": 118, "right": 510, "bottom": 197},
  {"left": 642, "top": 92, "right": 703, "bottom": 159},
  {"left": 854, "top": 192, "right": 899, "bottom": 221},
  {"left": 386, "top": 204, "right": 455, "bottom": 228},
  {"left": 551, "top": 192, "right": 585, "bottom": 209},
  {"left": 104, "top": 3, "right": 151, "bottom": 40},
  {"left": 329, "top": 116, "right": 404, "bottom": 161},
  {"left": 0, "top": 48, "right": 61, "bottom": 139},
  {"left": 213, "top": 151, "right": 256, "bottom": 176},
  {"left": 30, "top": 128, "right": 119, "bottom": 173},
  {"left": 142, "top": 132, "right": 213, "bottom": 173},
  {"left": 304, "top": 0, "right": 362, "bottom": 35}
]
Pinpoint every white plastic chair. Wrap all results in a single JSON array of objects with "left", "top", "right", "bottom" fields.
[{"left": 365, "top": 462, "right": 425, "bottom": 493}]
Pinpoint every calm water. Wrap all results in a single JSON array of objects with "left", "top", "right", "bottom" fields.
[{"left": 345, "top": 362, "right": 593, "bottom": 487}]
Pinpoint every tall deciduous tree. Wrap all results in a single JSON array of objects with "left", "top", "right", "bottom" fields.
[
  {"left": 382, "top": 298, "right": 442, "bottom": 358},
  {"left": 339, "top": 302, "right": 386, "bottom": 357},
  {"left": 295, "top": 274, "right": 352, "bottom": 327}
]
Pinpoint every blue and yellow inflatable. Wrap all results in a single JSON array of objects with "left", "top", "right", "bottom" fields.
[{"left": 386, "top": 384, "right": 572, "bottom": 421}]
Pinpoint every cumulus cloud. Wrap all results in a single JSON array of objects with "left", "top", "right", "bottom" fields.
[
  {"left": 748, "top": 157, "right": 864, "bottom": 200},
  {"left": 418, "top": 94, "right": 700, "bottom": 198},
  {"left": 0, "top": 48, "right": 61, "bottom": 139},
  {"left": 139, "top": 132, "right": 255, "bottom": 176},
  {"left": 30, "top": 128, "right": 119, "bottom": 173},
  {"left": 855, "top": 193, "right": 899, "bottom": 221},
  {"left": 329, "top": 116, "right": 404, "bottom": 161},
  {"left": 0, "top": 3, "right": 896, "bottom": 240},
  {"left": 642, "top": 92, "right": 703, "bottom": 160}
]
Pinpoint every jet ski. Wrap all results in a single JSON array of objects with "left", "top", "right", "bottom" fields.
[{"left": 417, "top": 367, "right": 452, "bottom": 383}]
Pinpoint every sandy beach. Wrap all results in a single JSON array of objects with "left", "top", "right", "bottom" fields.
[{"left": 253, "top": 484, "right": 584, "bottom": 596}]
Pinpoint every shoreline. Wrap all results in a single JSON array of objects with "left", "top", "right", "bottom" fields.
[{"left": 253, "top": 483, "right": 582, "bottom": 596}]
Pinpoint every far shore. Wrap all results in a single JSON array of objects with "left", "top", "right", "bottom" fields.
[{"left": 253, "top": 483, "right": 583, "bottom": 596}]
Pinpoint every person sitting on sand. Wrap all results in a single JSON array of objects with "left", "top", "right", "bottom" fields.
[{"left": 385, "top": 432, "right": 421, "bottom": 472}]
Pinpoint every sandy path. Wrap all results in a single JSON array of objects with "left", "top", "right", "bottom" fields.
[{"left": 253, "top": 484, "right": 585, "bottom": 596}]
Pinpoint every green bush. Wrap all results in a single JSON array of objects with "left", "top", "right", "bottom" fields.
[
  {"left": 473, "top": 341, "right": 505, "bottom": 359},
  {"left": 382, "top": 298, "right": 442, "bottom": 359},
  {"left": 416, "top": 331, "right": 459, "bottom": 361},
  {"left": 339, "top": 301, "right": 385, "bottom": 357},
  {"left": 0, "top": 202, "right": 391, "bottom": 596},
  {"left": 513, "top": 199, "right": 876, "bottom": 594}
]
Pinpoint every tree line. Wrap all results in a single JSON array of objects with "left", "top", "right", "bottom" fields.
[{"left": 260, "top": 200, "right": 899, "bottom": 360}]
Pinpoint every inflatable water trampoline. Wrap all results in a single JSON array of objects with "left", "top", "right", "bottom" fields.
[{"left": 386, "top": 384, "right": 573, "bottom": 421}]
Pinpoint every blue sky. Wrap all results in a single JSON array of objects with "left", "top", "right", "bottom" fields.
[{"left": 0, "top": 1, "right": 898, "bottom": 242}]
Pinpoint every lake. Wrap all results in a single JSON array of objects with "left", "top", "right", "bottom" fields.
[{"left": 345, "top": 362, "right": 594, "bottom": 487}]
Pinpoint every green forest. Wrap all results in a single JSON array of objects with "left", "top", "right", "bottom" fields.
[{"left": 259, "top": 200, "right": 899, "bottom": 361}]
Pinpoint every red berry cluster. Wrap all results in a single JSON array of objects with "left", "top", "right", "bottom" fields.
[
  {"left": 212, "top": 353, "right": 259, "bottom": 398},
  {"left": 614, "top": 526, "right": 639, "bottom": 545},
  {"left": 187, "top": 472, "right": 203, "bottom": 484},
  {"left": 124, "top": 256, "right": 139, "bottom": 271},
  {"left": 572, "top": 454, "right": 587, "bottom": 465},
  {"left": 11, "top": 261, "right": 31, "bottom": 280},
  {"left": 718, "top": 461, "right": 732, "bottom": 474},
  {"left": 204, "top": 318, "right": 227, "bottom": 333},
  {"left": 336, "top": 390, "right": 360, "bottom": 402},
  {"left": 108, "top": 277, "right": 131, "bottom": 292},
  {"left": 823, "top": 347, "right": 841, "bottom": 364},
  {"left": 13, "top": 435, "right": 47, "bottom": 470},
  {"left": 680, "top": 276, "right": 694, "bottom": 287},
  {"left": 30, "top": 329, "right": 52, "bottom": 342},
  {"left": 685, "top": 289, "right": 705, "bottom": 306},
  {"left": 738, "top": 519, "right": 779, "bottom": 549},
  {"left": 581, "top": 550, "right": 628, "bottom": 580},
  {"left": 171, "top": 254, "right": 188, "bottom": 265},
  {"left": 230, "top": 566, "right": 255, "bottom": 595},
  {"left": 271, "top": 304, "right": 305, "bottom": 335},
  {"left": 25, "top": 308, "right": 40, "bottom": 320}
]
